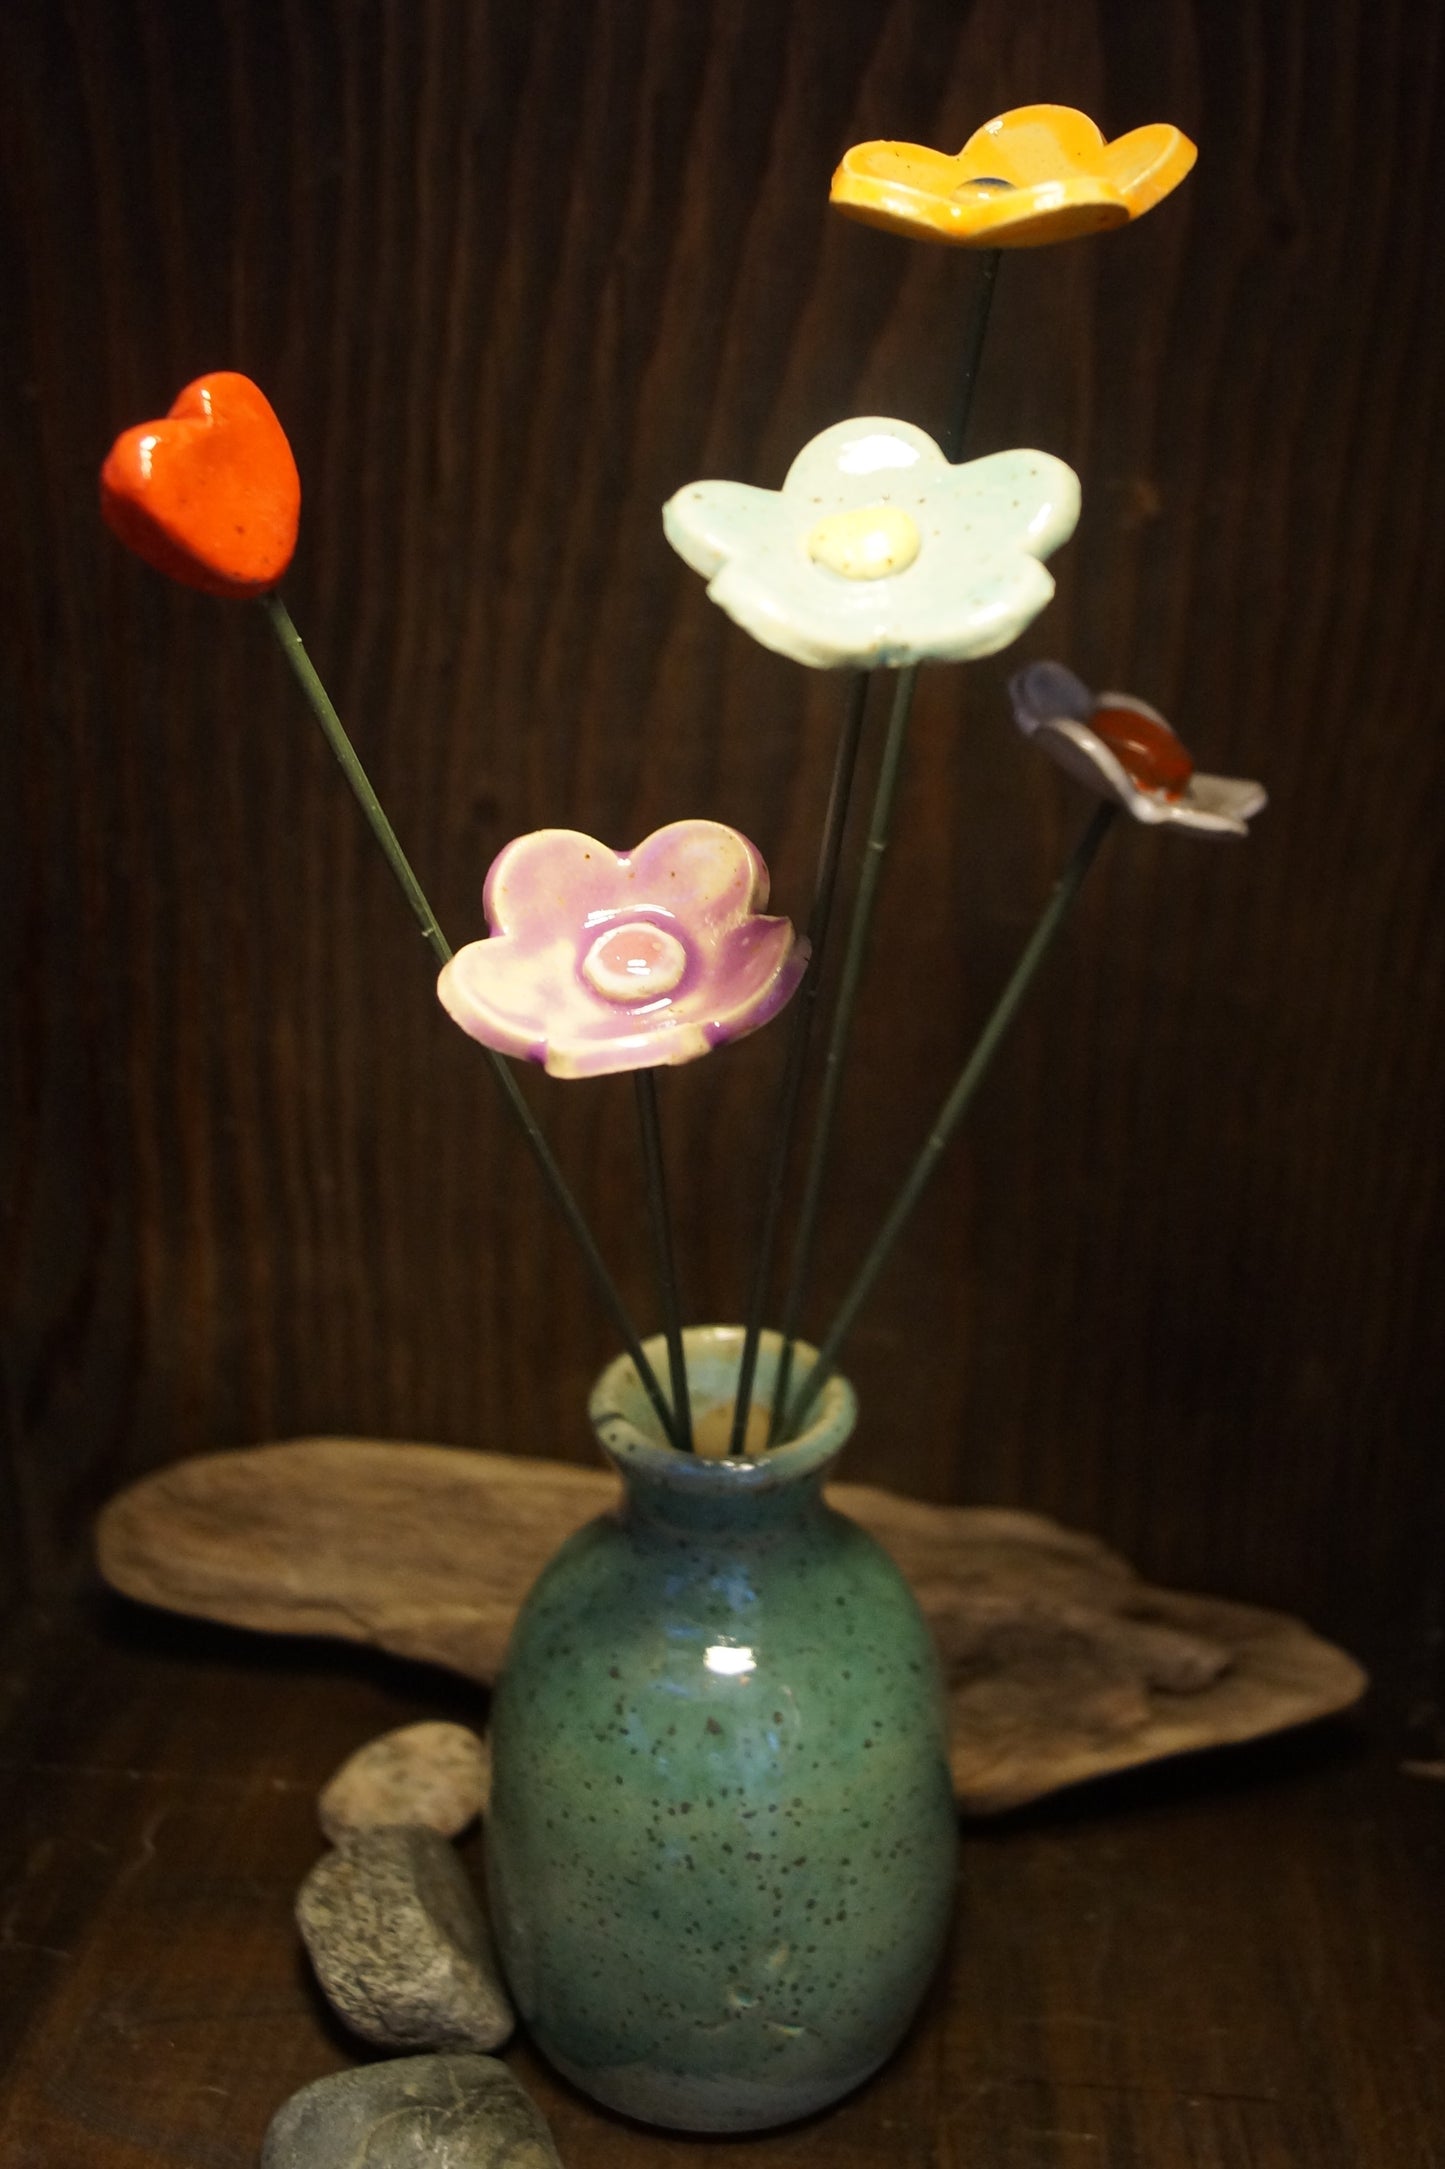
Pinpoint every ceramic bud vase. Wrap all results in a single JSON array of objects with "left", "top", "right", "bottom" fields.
[{"left": 484, "top": 1326, "right": 958, "bottom": 2133}]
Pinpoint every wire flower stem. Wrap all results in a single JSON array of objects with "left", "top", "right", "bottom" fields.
[
  {"left": 727, "top": 668, "right": 872, "bottom": 1456},
  {"left": 768, "top": 250, "right": 1004, "bottom": 1441},
  {"left": 766, "top": 664, "right": 919, "bottom": 1441},
  {"left": 634, "top": 1069, "right": 693, "bottom": 1452},
  {"left": 260, "top": 592, "right": 449, "bottom": 961},
  {"left": 942, "top": 248, "right": 1001, "bottom": 461},
  {"left": 258, "top": 591, "right": 681, "bottom": 1450},
  {"left": 782, "top": 799, "right": 1118, "bottom": 1442}
]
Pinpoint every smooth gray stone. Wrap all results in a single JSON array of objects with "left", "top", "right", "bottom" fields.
[
  {"left": 262, "top": 2053, "right": 562, "bottom": 2168},
  {"left": 319, "top": 1721, "right": 490, "bottom": 1844},
  {"left": 297, "top": 1826, "right": 513, "bottom": 2053}
]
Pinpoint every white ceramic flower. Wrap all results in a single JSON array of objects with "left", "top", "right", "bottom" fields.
[
  {"left": 663, "top": 418, "right": 1080, "bottom": 670},
  {"left": 1009, "top": 662, "right": 1267, "bottom": 837}
]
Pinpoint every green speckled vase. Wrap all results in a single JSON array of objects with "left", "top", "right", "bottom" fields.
[{"left": 485, "top": 1326, "right": 957, "bottom": 2133}]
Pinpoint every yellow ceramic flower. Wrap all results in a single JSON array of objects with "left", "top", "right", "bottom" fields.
[{"left": 830, "top": 104, "right": 1196, "bottom": 248}]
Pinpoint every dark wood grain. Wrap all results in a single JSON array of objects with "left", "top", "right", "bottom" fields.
[
  {"left": 1, "top": 1592, "right": 1441, "bottom": 2166},
  {"left": 2, "top": 0, "right": 1443, "bottom": 1712}
]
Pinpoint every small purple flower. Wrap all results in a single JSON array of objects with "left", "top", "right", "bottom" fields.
[
  {"left": 437, "top": 820, "right": 808, "bottom": 1079},
  {"left": 1009, "top": 662, "right": 1267, "bottom": 837}
]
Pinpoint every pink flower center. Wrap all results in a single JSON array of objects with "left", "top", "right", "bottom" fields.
[{"left": 580, "top": 920, "right": 688, "bottom": 1005}]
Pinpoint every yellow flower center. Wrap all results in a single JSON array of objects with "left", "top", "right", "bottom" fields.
[{"left": 805, "top": 503, "right": 921, "bottom": 581}]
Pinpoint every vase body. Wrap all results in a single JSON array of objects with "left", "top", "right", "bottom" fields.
[{"left": 485, "top": 1327, "right": 957, "bottom": 2133}]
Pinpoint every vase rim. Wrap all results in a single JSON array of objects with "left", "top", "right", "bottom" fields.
[{"left": 589, "top": 1324, "right": 856, "bottom": 1492}]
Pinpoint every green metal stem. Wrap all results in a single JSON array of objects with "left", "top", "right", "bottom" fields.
[
  {"left": 634, "top": 1069, "right": 693, "bottom": 1451},
  {"left": 727, "top": 668, "right": 871, "bottom": 1456},
  {"left": 766, "top": 664, "right": 919, "bottom": 1441},
  {"left": 258, "top": 591, "right": 681, "bottom": 1449},
  {"left": 767, "top": 249, "right": 1004, "bottom": 1442},
  {"left": 782, "top": 800, "right": 1118, "bottom": 1441},
  {"left": 942, "top": 248, "right": 1001, "bottom": 461}
]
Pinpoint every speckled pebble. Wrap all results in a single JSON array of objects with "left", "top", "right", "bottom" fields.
[
  {"left": 318, "top": 1720, "right": 489, "bottom": 1843},
  {"left": 261, "top": 2053, "right": 561, "bottom": 2169},
  {"left": 297, "top": 1825, "right": 513, "bottom": 2053}
]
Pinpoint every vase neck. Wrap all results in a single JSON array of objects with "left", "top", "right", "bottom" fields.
[
  {"left": 610, "top": 1453, "right": 836, "bottom": 1541},
  {"left": 589, "top": 1325, "right": 859, "bottom": 1531}
]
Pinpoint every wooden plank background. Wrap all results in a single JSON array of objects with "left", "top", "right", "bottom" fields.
[{"left": 1, "top": 0, "right": 1442, "bottom": 1709}]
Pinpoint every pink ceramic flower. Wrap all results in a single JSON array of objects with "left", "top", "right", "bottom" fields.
[
  {"left": 437, "top": 820, "right": 808, "bottom": 1078},
  {"left": 1009, "top": 662, "right": 1266, "bottom": 836}
]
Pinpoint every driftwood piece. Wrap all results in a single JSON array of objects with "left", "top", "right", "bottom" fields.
[{"left": 95, "top": 1439, "right": 1366, "bottom": 1814}]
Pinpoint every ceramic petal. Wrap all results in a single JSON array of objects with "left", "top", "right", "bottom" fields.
[
  {"left": 830, "top": 104, "right": 1197, "bottom": 248},
  {"left": 664, "top": 420, "right": 1079, "bottom": 670},
  {"left": 439, "top": 820, "right": 807, "bottom": 1078},
  {"left": 1009, "top": 662, "right": 1266, "bottom": 836}
]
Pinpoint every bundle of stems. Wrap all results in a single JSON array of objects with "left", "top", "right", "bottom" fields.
[
  {"left": 727, "top": 250, "right": 1116, "bottom": 1452},
  {"left": 258, "top": 249, "right": 1115, "bottom": 1461}
]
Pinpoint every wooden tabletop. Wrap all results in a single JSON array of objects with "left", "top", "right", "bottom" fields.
[{"left": 1, "top": 1589, "right": 1440, "bottom": 2168}]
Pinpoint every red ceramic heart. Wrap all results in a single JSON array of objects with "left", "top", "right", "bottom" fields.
[{"left": 100, "top": 372, "right": 300, "bottom": 598}]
